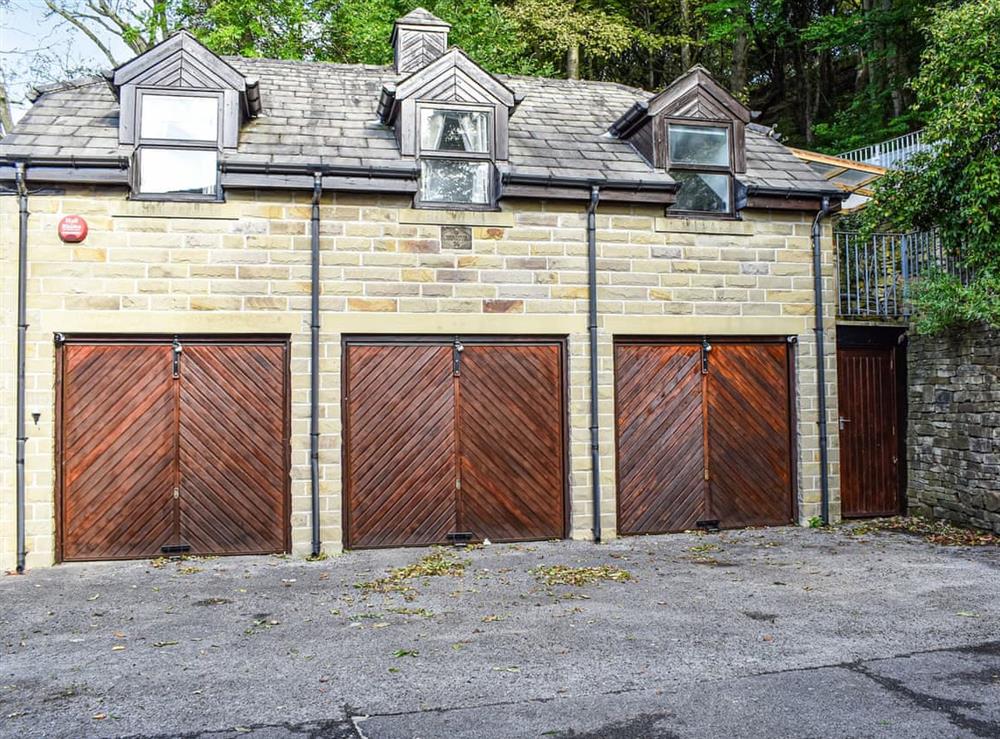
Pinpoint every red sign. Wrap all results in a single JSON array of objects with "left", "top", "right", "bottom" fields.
[{"left": 58, "top": 215, "right": 88, "bottom": 243}]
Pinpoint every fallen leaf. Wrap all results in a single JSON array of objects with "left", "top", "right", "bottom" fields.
[
  {"left": 92, "top": 713, "right": 107, "bottom": 721},
  {"left": 956, "top": 611, "right": 980, "bottom": 618},
  {"left": 87, "top": 594, "right": 100, "bottom": 602},
  {"left": 153, "top": 641, "right": 179, "bottom": 648},
  {"left": 112, "top": 645, "right": 126, "bottom": 652}
]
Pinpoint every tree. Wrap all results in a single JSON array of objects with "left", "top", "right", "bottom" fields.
[
  {"left": 40, "top": 0, "right": 175, "bottom": 65},
  {"left": 864, "top": 0, "right": 1000, "bottom": 333}
]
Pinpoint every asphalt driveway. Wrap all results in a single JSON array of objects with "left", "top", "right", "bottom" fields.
[{"left": 2, "top": 524, "right": 999, "bottom": 738}]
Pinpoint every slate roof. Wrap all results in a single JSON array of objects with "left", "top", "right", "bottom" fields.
[{"left": 0, "top": 57, "right": 840, "bottom": 196}]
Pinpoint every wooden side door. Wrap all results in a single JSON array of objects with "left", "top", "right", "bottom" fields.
[
  {"left": 707, "top": 342, "right": 794, "bottom": 528},
  {"left": 178, "top": 342, "right": 289, "bottom": 555},
  {"left": 60, "top": 344, "right": 177, "bottom": 561},
  {"left": 458, "top": 342, "right": 565, "bottom": 542},
  {"left": 838, "top": 346, "right": 900, "bottom": 516},
  {"left": 344, "top": 343, "right": 458, "bottom": 548},
  {"left": 615, "top": 343, "right": 706, "bottom": 535}
]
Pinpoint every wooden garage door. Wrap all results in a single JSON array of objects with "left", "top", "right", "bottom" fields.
[
  {"left": 838, "top": 346, "right": 900, "bottom": 517},
  {"left": 344, "top": 339, "right": 565, "bottom": 548},
  {"left": 615, "top": 339, "right": 794, "bottom": 535},
  {"left": 59, "top": 338, "right": 289, "bottom": 561}
]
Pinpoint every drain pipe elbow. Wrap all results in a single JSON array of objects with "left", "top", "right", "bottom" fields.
[
  {"left": 586, "top": 185, "right": 602, "bottom": 542},
  {"left": 15, "top": 163, "right": 28, "bottom": 574},
  {"left": 812, "top": 196, "right": 832, "bottom": 525},
  {"left": 309, "top": 173, "right": 322, "bottom": 557}
]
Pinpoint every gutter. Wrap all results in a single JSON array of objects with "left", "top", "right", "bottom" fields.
[
  {"left": 503, "top": 172, "right": 676, "bottom": 194},
  {"left": 14, "top": 164, "right": 28, "bottom": 573},
  {"left": 586, "top": 185, "right": 602, "bottom": 542},
  {"left": 310, "top": 173, "right": 322, "bottom": 557},
  {"left": 812, "top": 196, "right": 833, "bottom": 524},
  {"left": 219, "top": 162, "right": 417, "bottom": 179}
]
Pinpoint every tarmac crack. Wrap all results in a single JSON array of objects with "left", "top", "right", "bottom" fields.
[
  {"left": 346, "top": 639, "right": 1000, "bottom": 730},
  {"left": 845, "top": 661, "right": 1000, "bottom": 738}
]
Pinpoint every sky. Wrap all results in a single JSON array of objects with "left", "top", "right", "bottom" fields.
[{"left": 1, "top": 1, "right": 132, "bottom": 121}]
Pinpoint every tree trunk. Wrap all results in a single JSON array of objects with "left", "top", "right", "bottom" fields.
[
  {"left": 566, "top": 44, "right": 580, "bottom": 80},
  {"left": 731, "top": 28, "right": 748, "bottom": 92},
  {"left": 679, "top": 0, "right": 692, "bottom": 69}
]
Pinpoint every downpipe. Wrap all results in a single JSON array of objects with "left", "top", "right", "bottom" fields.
[
  {"left": 310, "top": 173, "right": 322, "bottom": 557},
  {"left": 15, "top": 164, "right": 28, "bottom": 573},
  {"left": 812, "top": 196, "right": 832, "bottom": 524},
  {"left": 587, "top": 186, "right": 602, "bottom": 542}
]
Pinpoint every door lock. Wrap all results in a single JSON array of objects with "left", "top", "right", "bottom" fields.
[{"left": 173, "top": 487, "right": 179, "bottom": 500}]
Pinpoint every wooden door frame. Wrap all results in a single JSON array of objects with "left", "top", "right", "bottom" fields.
[
  {"left": 612, "top": 335, "right": 799, "bottom": 533},
  {"left": 341, "top": 334, "right": 571, "bottom": 549},
  {"left": 835, "top": 325, "right": 908, "bottom": 516},
  {"left": 55, "top": 334, "right": 292, "bottom": 563}
]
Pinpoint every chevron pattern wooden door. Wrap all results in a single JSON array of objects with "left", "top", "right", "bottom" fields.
[
  {"left": 344, "top": 343, "right": 458, "bottom": 548},
  {"left": 60, "top": 344, "right": 177, "bottom": 561},
  {"left": 707, "top": 342, "right": 794, "bottom": 527},
  {"left": 615, "top": 343, "right": 707, "bottom": 535},
  {"left": 178, "top": 343, "right": 289, "bottom": 555},
  {"left": 458, "top": 343, "right": 565, "bottom": 542},
  {"left": 344, "top": 339, "right": 566, "bottom": 548},
  {"left": 59, "top": 339, "right": 289, "bottom": 561},
  {"left": 614, "top": 339, "right": 793, "bottom": 535}
]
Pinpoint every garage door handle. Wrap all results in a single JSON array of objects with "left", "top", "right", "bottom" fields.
[{"left": 839, "top": 416, "right": 850, "bottom": 430}]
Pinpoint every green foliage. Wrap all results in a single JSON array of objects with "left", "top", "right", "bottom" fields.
[
  {"left": 179, "top": 0, "right": 329, "bottom": 58},
  {"left": 506, "top": 0, "right": 655, "bottom": 64},
  {"left": 865, "top": 0, "right": 1000, "bottom": 333}
]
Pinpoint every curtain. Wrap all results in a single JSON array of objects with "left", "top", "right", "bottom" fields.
[
  {"left": 457, "top": 112, "right": 488, "bottom": 153},
  {"left": 422, "top": 110, "right": 447, "bottom": 150}
]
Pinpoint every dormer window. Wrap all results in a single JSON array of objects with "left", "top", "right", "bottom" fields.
[
  {"left": 135, "top": 91, "right": 221, "bottom": 198},
  {"left": 110, "top": 31, "right": 262, "bottom": 202},
  {"left": 417, "top": 105, "right": 493, "bottom": 207},
  {"left": 667, "top": 121, "right": 733, "bottom": 214},
  {"left": 607, "top": 67, "right": 751, "bottom": 217}
]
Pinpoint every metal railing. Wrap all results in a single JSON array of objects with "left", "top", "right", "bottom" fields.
[
  {"left": 837, "top": 129, "right": 927, "bottom": 169},
  {"left": 835, "top": 230, "right": 971, "bottom": 320}
]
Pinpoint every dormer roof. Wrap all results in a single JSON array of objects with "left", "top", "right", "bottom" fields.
[
  {"left": 110, "top": 30, "right": 262, "bottom": 118},
  {"left": 648, "top": 65, "right": 751, "bottom": 122}
]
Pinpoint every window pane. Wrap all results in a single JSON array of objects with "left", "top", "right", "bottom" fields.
[
  {"left": 141, "top": 95, "right": 218, "bottom": 141},
  {"left": 672, "top": 171, "right": 731, "bottom": 212},
  {"left": 139, "top": 148, "right": 217, "bottom": 196},
  {"left": 420, "top": 160, "right": 490, "bottom": 204},
  {"left": 668, "top": 124, "right": 729, "bottom": 166},
  {"left": 420, "top": 109, "right": 489, "bottom": 153}
]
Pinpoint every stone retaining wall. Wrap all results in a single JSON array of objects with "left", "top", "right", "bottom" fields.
[{"left": 908, "top": 324, "right": 1000, "bottom": 532}]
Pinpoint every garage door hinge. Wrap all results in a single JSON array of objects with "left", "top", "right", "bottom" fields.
[
  {"left": 171, "top": 337, "right": 183, "bottom": 378},
  {"left": 452, "top": 339, "right": 464, "bottom": 376}
]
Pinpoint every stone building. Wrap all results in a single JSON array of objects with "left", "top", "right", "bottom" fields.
[{"left": 0, "top": 10, "right": 844, "bottom": 571}]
